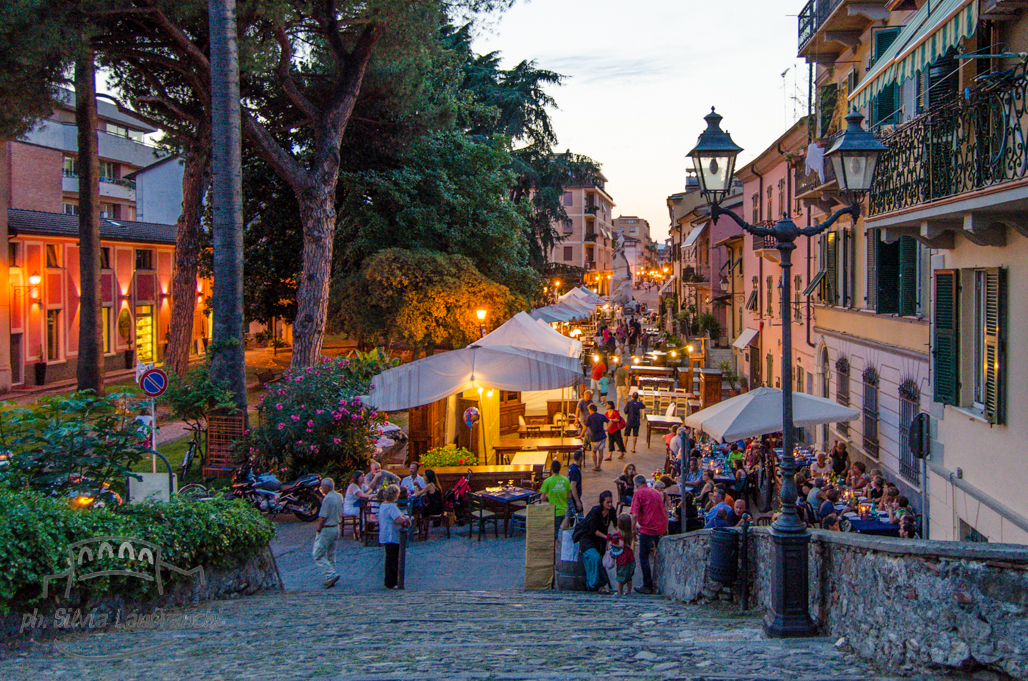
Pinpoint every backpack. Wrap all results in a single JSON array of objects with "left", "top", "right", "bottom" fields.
[{"left": 572, "top": 514, "right": 591, "bottom": 543}]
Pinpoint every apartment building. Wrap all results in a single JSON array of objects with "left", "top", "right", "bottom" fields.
[
  {"left": 546, "top": 171, "right": 616, "bottom": 294},
  {"left": 612, "top": 215, "right": 657, "bottom": 279},
  {"left": 798, "top": 0, "right": 1027, "bottom": 542}
]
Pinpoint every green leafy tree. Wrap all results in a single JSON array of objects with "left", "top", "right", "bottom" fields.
[
  {"left": 332, "top": 249, "right": 521, "bottom": 354},
  {"left": 162, "top": 360, "right": 239, "bottom": 464}
]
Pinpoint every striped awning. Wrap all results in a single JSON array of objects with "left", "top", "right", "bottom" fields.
[{"left": 850, "top": 0, "right": 978, "bottom": 111}]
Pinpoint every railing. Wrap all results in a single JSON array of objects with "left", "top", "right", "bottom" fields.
[
  {"left": 798, "top": 0, "right": 844, "bottom": 51},
  {"left": 584, "top": 232, "right": 597, "bottom": 242},
  {"left": 584, "top": 204, "right": 599, "bottom": 215},
  {"left": 752, "top": 227, "right": 776, "bottom": 251},
  {"left": 795, "top": 145, "right": 837, "bottom": 195},
  {"left": 869, "top": 64, "right": 1028, "bottom": 216}
]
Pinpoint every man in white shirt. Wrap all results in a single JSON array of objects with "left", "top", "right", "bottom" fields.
[
  {"left": 809, "top": 451, "right": 832, "bottom": 478},
  {"left": 313, "top": 478, "right": 344, "bottom": 588},
  {"left": 400, "top": 461, "right": 426, "bottom": 511}
]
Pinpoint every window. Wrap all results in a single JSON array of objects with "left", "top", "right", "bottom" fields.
[
  {"left": 563, "top": 246, "right": 573, "bottom": 262},
  {"left": 934, "top": 268, "right": 1006, "bottom": 424},
  {"left": 765, "top": 186, "right": 772, "bottom": 223},
  {"left": 870, "top": 27, "right": 902, "bottom": 126},
  {"left": 101, "top": 306, "right": 111, "bottom": 354},
  {"left": 63, "top": 203, "right": 79, "bottom": 216},
  {"left": 836, "top": 357, "right": 850, "bottom": 436},
  {"left": 629, "top": 226, "right": 636, "bottom": 233},
  {"left": 796, "top": 364, "right": 804, "bottom": 393},
  {"left": 135, "top": 249, "right": 154, "bottom": 271},
  {"left": 562, "top": 191, "right": 573, "bottom": 207},
  {"left": 105, "top": 123, "right": 144, "bottom": 142},
  {"left": 818, "top": 231, "right": 838, "bottom": 305},
  {"left": 99, "top": 203, "right": 112, "bottom": 218},
  {"left": 898, "top": 380, "right": 921, "bottom": 484},
  {"left": 777, "top": 179, "right": 785, "bottom": 219},
  {"left": 751, "top": 193, "right": 759, "bottom": 223},
  {"left": 46, "top": 310, "right": 60, "bottom": 361},
  {"left": 45, "top": 244, "right": 61, "bottom": 268},
  {"left": 862, "top": 367, "right": 879, "bottom": 458},
  {"left": 100, "top": 247, "right": 111, "bottom": 270},
  {"left": 9, "top": 243, "right": 20, "bottom": 268},
  {"left": 794, "top": 275, "right": 802, "bottom": 323},
  {"left": 99, "top": 161, "right": 116, "bottom": 183},
  {"left": 867, "top": 230, "right": 920, "bottom": 315},
  {"left": 562, "top": 220, "right": 572, "bottom": 235},
  {"left": 766, "top": 276, "right": 773, "bottom": 317},
  {"left": 62, "top": 155, "right": 77, "bottom": 177}
]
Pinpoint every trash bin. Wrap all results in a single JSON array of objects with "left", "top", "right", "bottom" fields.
[{"left": 708, "top": 528, "right": 739, "bottom": 585}]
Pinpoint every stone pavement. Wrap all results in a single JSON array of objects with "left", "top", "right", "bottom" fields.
[{"left": 1, "top": 589, "right": 920, "bottom": 680}]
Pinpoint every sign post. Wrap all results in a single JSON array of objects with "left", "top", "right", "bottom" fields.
[{"left": 139, "top": 368, "right": 168, "bottom": 474}]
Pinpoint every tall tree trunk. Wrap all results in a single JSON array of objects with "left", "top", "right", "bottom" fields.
[
  {"left": 165, "top": 142, "right": 211, "bottom": 377},
  {"left": 75, "top": 50, "right": 103, "bottom": 395},
  {"left": 291, "top": 185, "right": 336, "bottom": 368},
  {"left": 208, "top": 0, "right": 246, "bottom": 413}
]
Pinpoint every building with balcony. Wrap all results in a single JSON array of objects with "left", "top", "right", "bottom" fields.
[
  {"left": 612, "top": 215, "right": 657, "bottom": 281},
  {"left": 796, "top": 0, "right": 1028, "bottom": 540},
  {"left": 853, "top": 1, "right": 1028, "bottom": 544},
  {"left": 545, "top": 170, "right": 616, "bottom": 294}
]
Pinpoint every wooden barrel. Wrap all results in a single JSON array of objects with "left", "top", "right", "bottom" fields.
[{"left": 554, "top": 530, "right": 586, "bottom": 591}]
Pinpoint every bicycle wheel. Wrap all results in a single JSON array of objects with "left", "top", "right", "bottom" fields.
[{"left": 178, "top": 483, "right": 213, "bottom": 501}]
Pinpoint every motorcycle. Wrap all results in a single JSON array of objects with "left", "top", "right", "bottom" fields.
[{"left": 228, "top": 461, "right": 322, "bottom": 521}]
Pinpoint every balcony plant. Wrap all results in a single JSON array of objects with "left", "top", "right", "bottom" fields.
[
  {"left": 718, "top": 360, "right": 741, "bottom": 396},
  {"left": 697, "top": 312, "right": 722, "bottom": 347}
]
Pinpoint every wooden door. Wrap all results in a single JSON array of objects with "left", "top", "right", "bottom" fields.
[{"left": 408, "top": 397, "right": 447, "bottom": 461}]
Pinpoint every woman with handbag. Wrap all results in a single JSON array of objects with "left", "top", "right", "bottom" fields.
[{"left": 575, "top": 490, "right": 618, "bottom": 593}]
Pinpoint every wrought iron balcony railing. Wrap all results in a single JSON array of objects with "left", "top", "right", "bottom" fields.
[
  {"left": 584, "top": 204, "right": 599, "bottom": 215},
  {"left": 869, "top": 64, "right": 1028, "bottom": 216},
  {"left": 798, "top": 0, "right": 844, "bottom": 52},
  {"left": 584, "top": 232, "right": 597, "bottom": 242}
]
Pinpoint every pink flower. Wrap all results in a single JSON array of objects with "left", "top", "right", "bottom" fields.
[
  {"left": 294, "top": 376, "right": 303, "bottom": 383},
  {"left": 333, "top": 438, "right": 341, "bottom": 444},
  {"left": 243, "top": 429, "right": 250, "bottom": 435},
  {"left": 354, "top": 398, "right": 361, "bottom": 404},
  {"left": 277, "top": 423, "right": 285, "bottom": 430},
  {"left": 370, "top": 384, "right": 376, "bottom": 390},
  {"left": 371, "top": 411, "right": 378, "bottom": 418},
  {"left": 307, "top": 420, "right": 314, "bottom": 428},
  {"left": 339, "top": 399, "right": 347, "bottom": 406},
  {"left": 275, "top": 403, "right": 283, "bottom": 410},
  {"left": 291, "top": 415, "right": 300, "bottom": 421},
  {"left": 296, "top": 440, "right": 304, "bottom": 445},
  {"left": 306, "top": 428, "right": 312, "bottom": 433},
  {"left": 306, "top": 367, "right": 313, "bottom": 374},
  {"left": 332, "top": 412, "right": 341, "bottom": 420},
  {"left": 351, "top": 413, "right": 360, "bottom": 420},
  {"left": 316, "top": 410, "right": 324, "bottom": 415}
]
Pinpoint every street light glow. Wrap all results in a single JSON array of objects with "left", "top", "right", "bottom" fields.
[{"left": 476, "top": 309, "right": 487, "bottom": 321}]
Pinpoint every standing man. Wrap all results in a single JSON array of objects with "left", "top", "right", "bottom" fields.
[
  {"left": 627, "top": 317, "right": 639, "bottom": 355},
  {"left": 312, "top": 478, "right": 344, "bottom": 589},
  {"left": 576, "top": 389, "right": 593, "bottom": 438},
  {"left": 630, "top": 474, "right": 668, "bottom": 595},
  {"left": 566, "top": 450, "right": 584, "bottom": 519},
  {"left": 623, "top": 391, "right": 645, "bottom": 455},
  {"left": 590, "top": 355, "right": 607, "bottom": 401},
  {"left": 584, "top": 403, "right": 610, "bottom": 472},
  {"left": 615, "top": 361, "right": 630, "bottom": 412},
  {"left": 540, "top": 459, "right": 571, "bottom": 539}
]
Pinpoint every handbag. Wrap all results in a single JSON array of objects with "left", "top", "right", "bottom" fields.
[{"left": 602, "top": 548, "right": 615, "bottom": 570}]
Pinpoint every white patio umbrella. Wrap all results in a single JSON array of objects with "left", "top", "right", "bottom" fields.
[
  {"left": 682, "top": 387, "right": 860, "bottom": 442},
  {"left": 366, "top": 344, "right": 585, "bottom": 411}
]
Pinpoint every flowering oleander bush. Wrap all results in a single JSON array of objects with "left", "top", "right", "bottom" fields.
[
  {"left": 420, "top": 444, "right": 478, "bottom": 468},
  {"left": 242, "top": 354, "right": 395, "bottom": 478}
]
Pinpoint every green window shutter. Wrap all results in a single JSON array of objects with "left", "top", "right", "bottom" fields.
[
  {"left": 872, "top": 27, "right": 901, "bottom": 67},
  {"left": 876, "top": 238, "right": 900, "bottom": 314},
  {"left": 898, "top": 237, "right": 919, "bottom": 316},
  {"left": 824, "top": 231, "right": 838, "bottom": 305},
  {"left": 933, "top": 270, "right": 959, "bottom": 406},
  {"left": 983, "top": 268, "right": 1007, "bottom": 425},
  {"left": 866, "top": 228, "right": 879, "bottom": 310},
  {"left": 873, "top": 82, "right": 899, "bottom": 126}
]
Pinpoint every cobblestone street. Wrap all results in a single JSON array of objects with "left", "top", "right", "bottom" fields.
[{"left": 1, "top": 589, "right": 920, "bottom": 680}]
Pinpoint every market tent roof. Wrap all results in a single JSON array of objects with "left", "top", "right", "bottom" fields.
[
  {"left": 682, "top": 221, "right": 708, "bottom": 249},
  {"left": 479, "top": 311, "right": 582, "bottom": 357},
  {"left": 683, "top": 387, "right": 860, "bottom": 442},
  {"left": 850, "top": 0, "right": 978, "bottom": 111},
  {"left": 530, "top": 306, "right": 575, "bottom": 323},
  {"left": 553, "top": 299, "right": 594, "bottom": 317},
  {"left": 731, "top": 327, "right": 760, "bottom": 350},
  {"left": 570, "top": 287, "right": 605, "bottom": 304},
  {"left": 366, "top": 344, "right": 585, "bottom": 411}
]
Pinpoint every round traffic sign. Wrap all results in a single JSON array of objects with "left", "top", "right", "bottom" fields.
[{"left": 139, "top": 368, "right": 169, "bottom": 397}]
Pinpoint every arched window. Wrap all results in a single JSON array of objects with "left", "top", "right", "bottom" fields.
[
  {"left": 836, "top": 357, "right": 850, "bottom": 436},
  {"left": 898, "top": 380, "right": 921, "bottom": 483},
  {"left": 862, "top": 367, "right": 879, "bottom": 458}
]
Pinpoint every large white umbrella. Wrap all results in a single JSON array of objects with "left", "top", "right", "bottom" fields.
[
  {"left": 682, "top": 387, "right": 860, "bottom": 442},
  {"left": 478, "top": 311, "right": 582, "bottom": 358},
  {"left": 366, "top": 344, "right": 585, "bottom": 411}
]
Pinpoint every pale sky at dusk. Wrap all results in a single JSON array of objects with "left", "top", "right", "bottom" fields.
[{"left": 473, "top": 0, "right": 810, "bottom": 242}]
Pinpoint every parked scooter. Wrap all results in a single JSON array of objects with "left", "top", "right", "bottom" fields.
[{"left": 228, "top": 461, "right": 322, "bottom": 521}]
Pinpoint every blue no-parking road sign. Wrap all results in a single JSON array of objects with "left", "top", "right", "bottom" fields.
[{"left": 139, "top": 368, "right": 169, "bottom": 398}]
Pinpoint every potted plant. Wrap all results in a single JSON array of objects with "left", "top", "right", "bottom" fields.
[
  {"left": 718, "top": 360, "right": 741, "bottom": 396},
  {"left": 34, "top": 345, "right": 46, "bottom": 386},
  {"left": 697, "top": 312, "right": 722, "bottom": 347}
]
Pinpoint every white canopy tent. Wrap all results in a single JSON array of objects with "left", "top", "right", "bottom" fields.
[
  {"left": 366, "top": 344, "right": 585, "bottom": 411},
  {"left": 478, "top": 311, "right": 582, "bottom": 358},
  {"left": 682, "top": 387, "right": 860, "bottom": 442},
  {"left": 530, "top": 306, "right": 576, "bottom": 323},
  {"left": 562, "top": 287, "right": 605, "bottom": 305}
]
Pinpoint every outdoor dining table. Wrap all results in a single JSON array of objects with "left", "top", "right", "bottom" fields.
[
  {"left": 479, "top": 486, "right": 537, "bottom": 537},
  {"left": 843, "top": 512, "right": 901, "bottom": 537},
  {"left": 517, "top": 424, "right": 578, "bottom": 438},
  {"left": 493, "top": 437, "right": 584, "bottom": 465},
  {"left": 644, "top": 414, "right": 683, "bottom": 447},
  {"left": 509, "top": 450, "right": 550, "bottom": 483}
]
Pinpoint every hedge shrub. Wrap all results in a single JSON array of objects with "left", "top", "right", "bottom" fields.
[{"left": 0, "top": 490, "right": 275, "bottom": 614}]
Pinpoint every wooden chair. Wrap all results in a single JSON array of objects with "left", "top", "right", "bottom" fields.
[
  {"left": 342, "top": 512, "right": 361, "bottom": 541},
  {"left": 417, "top": 500, "right": 450, "bottom": 541},
  {"left": 361, "top": 498, "right": 382, "bottom": 547},
  {"left": 466, "top": 492, "right": 499, "bottom": 541},
  {"left": 509, "top": 492, "right": 542, "bottom": 536}
]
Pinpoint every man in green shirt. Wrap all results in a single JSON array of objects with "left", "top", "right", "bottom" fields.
[{"left": 540, "top": 459, "right": 571, "bottom": 538}]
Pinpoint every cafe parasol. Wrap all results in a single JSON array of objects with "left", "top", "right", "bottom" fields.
[{"left": 682, "top": 387, "right": 860, "bottom": 442}]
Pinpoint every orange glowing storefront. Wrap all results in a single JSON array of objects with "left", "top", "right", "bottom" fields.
[{"left": 7, "top": 208, "right": 209, "bottom": 386}]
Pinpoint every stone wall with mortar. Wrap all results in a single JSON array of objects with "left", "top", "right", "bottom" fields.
[
  {"left": 657, "top": 528, "right": 1028, "bottom": 678},
  {"left": 1, "top": 543, "right": 282, "bottom": 640}
]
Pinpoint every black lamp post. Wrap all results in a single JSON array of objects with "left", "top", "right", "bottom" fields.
[
  {"left": 476, "top": 309, "right": 487, "bottom": 340},
  {"left": 688, "top": 107, "right": 886, "bottom": 638}
]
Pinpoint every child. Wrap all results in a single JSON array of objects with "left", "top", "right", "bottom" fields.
[
  {"left": 378, "top": 485, "right": 411, "bottom": 589},
  {"left": 608, "top": 513, "right": 636, "bottom": 595},
  {"left": 598, "top": 372, "right": 610, "bottom": 405}
]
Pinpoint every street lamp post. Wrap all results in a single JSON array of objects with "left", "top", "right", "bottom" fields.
[
  {"left": 476, "top": 309, "right": 487, "bottom": 340},
  {"left": 688, "top": 107, "right": 885, "bottom": 638}
]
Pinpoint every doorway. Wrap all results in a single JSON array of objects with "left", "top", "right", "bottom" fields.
[{"left": 135, "top": 305, "right": 154, "bottom": 364}]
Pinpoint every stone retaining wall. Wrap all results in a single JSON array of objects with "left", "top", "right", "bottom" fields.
[
  {"left": 1, "top": 543, "right": 282, "bottom": 640},
  {"left": 657, "top": 528, "right": 1028, "bottom": 678}
]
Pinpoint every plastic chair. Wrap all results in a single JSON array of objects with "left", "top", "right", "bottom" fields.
[{"left": 665, "top": 402, "right": 677, "bottom": 418}]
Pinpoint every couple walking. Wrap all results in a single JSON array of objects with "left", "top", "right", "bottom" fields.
[{"left": 577, "top": 390, "right": 645, "bottom": 472}]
